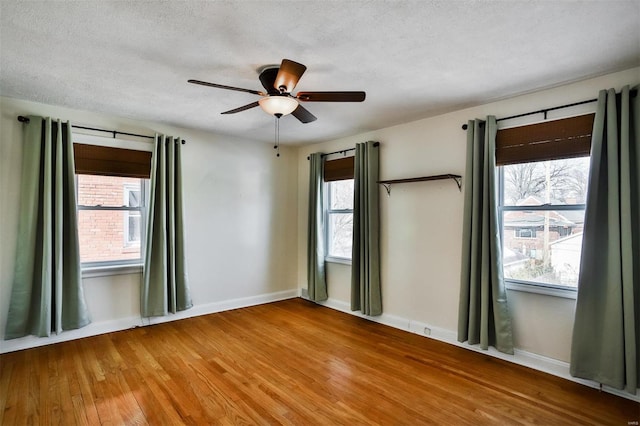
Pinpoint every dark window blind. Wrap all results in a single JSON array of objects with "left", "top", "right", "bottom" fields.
[
  {"left": 324, "top": 156, "right": 355, "bottom": 182},
  {"left": 74, "top": 144, "right": 152, "bottom": 178},
  {"left": 496, "top": 113, "right": 594, "bottom": 166}
]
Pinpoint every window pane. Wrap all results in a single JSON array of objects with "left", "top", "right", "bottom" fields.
[
  {"left": 502, "top": 209, "right": 585, "bottom": 287},
  {"left": 128, "top": 190, "right": 141, "bottom": 207},
  {"left": 78, "top": 210, "right": 141, "bottom": 263},
  {"left": 330, "top": 180, "right": 354, "bottom": 210},
  {"left": 127, "top": 212, "right": 141, "bottom": 244},
  {"left": 328, "top": 213, "right": 353, "bottom": 258},
  {"left": 502, "top": 157, "right": 590, "bottom": 206},
  {"left": 77, "top": 174, "right": 142, "bottom": 207}
]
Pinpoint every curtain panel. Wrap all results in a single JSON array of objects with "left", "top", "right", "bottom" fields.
[
  {"left": 5, "top": 116, "right": 91, "bottom": 339},
  {"left": 142, "top": 135, "right": 192, "bottom": 317},
  {"left": 458, "top": 117, "right": 514, "bottom": 354},
  {"left": 307, "top": 152, "right": 328, "bottom": 302},
  {"left": 351, "top": 141, "right": 382, "bottom": 316},
  {"left": 571, "top": 86, "right": 639, "bottom": 394}
]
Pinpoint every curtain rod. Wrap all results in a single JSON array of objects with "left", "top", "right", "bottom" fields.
[
  {"left": 307, "top": 142, "right": 379, "bottom": 160},
  {"left": 460, "top": 89, "right": 637, "bottom": 130},
  {"left": 17, "top": 115, "right": 186, "bottom": 144}
]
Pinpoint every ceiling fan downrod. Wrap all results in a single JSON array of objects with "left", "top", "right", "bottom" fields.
[{"left": 273, "top": 115, "right": 282, "bottom": 157}]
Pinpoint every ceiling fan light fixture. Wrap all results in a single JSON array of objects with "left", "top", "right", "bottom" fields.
[{"left": 258, "top": 95, "right": 298, "bottom": 116}]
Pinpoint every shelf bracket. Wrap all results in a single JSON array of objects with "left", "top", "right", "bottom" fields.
[
  {"left": 452, "top": 176, "right": 462, "bottom": 191},
  {"left": 381, "top": 183, "right": 392, "bottom": 196}
]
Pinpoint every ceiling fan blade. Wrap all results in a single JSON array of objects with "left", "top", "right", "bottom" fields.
[
  {"left": 221, "top": 101, "right": 260, "bottom": 114},
  {"left": 258, "top": 67, "right": 279, "bottom": 95},
  {"left": 291, "top": 104, "right": 317, "bottom": 123},
  {"left": 274, "top": 59, "right": 307, "bottom": 93},
  {"left": 188, "top": 79, "right": 265, "bottom": 96},
  {"left": 296, "top": 91, "right": 366, "bottom": 102}
]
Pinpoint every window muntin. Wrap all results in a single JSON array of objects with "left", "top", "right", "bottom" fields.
[
  {"left": 326, "top": 179, "right": 354, "bottom": 260},
  {"left": 499, "top": 157, "right": 589, "bottom": 289},
  {"left": 77, "top": 174, "right": 147, "bottom": 266}
]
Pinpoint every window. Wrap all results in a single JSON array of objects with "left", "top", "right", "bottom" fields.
[
  {"left": 515, "top": 228, "right": 536, "bottom": 239},
  {"left": 73, "top": 138, "right": 152, "bottom": 268},
  {"left": 326, "top": 179, "right": 354, "bottom": 259},
  {"left": 497, "top": 114, "right": 593, "bottom": 290},
  {"left": 323, "top": 155, "right": 355, "bottom": 261},
  {"left": 77, "top": 175, "right": 147, "bottom": 265}
]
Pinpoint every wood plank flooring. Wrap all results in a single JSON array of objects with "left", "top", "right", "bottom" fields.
[{"left": 1, "top": 298, "right": 638, "bottom": 425}]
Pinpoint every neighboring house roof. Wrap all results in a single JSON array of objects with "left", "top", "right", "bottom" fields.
[
  {"left": 549, "top": 232, "right": 584, "bottom": 247},
  {"left": 504, "top": 212, "right": 575, "bottom": 228}
]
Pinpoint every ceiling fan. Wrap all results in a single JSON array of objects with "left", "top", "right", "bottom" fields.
[{"left": 188, "top": 59, "right": 366, "bottom": 123}]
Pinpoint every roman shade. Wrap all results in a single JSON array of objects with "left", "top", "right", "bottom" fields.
[
  {"left": 74, "top": 143, "right": 152, "bottom": 178},
  {"left": 496, "top": 113, "right": 595, "bottom": 166},
  {"left": 324, "top": 156, "right": 355, "bottom": 182}
]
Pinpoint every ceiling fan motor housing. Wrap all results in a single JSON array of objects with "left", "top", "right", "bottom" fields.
[{"left": 258, "top": 67, "right": 280, "bottom": 95}]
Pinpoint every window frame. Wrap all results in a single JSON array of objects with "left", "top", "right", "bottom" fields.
[
  {"left": 76, "top": 176, "right": 148, "bottom": 269},
  {"left": 123, "top": 183, "right": 143, "bottom": 248},
  {"left": 497, "top": 165, "right": 584, "bottom": 296},
  {"left": 72, "top": 133, "right": 152, "bottom": 274},
  {"left": 325, "top": 178, "right": 354, "bottom": 263},
  {"left": 494, "top": 112, "right": 595, "bottom": 297}
]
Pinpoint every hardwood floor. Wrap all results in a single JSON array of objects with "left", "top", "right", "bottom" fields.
[{"left": 1, "top": 298, "right": 637, "bottom": 425}]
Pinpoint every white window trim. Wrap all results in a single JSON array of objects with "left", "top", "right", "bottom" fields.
[
  {"left": 505, "top": 281, "right": 577, "bottom": 300},
  {"left": 498, "top": 165, "right": 587, "bottom": 296},
  {"left": 123, "top": 184, "right": 143, "bottom": 248},
  {"left": 82, "top": 263, "right": 143, "bottom": 278},
  {"left": 73, "top": 132, "right": 151, "bottom": 275},
  {"left": 73, "top": 132, "right": 153, "bottom": 152},
  {"left": 325, "top": 256, "right": 352, "bottom": 265},
  {"left": 325, "top": 179, "right": 354, "bottom": 261}
]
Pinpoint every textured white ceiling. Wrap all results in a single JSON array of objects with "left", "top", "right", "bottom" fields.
[{"left": 1, "top": 1, "right": 639, "bottom": 144}]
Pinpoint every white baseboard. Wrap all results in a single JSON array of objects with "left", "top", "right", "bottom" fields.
[
  {"left": 147, "top": 289, "right": 299, "bottom": 326},
  {"left": 308, "top": 294, "right": 640, "bottom": 403},
  {"left": 0, "top": 289, "right": 299, "bottom": 354},
  {"left": 0, "top": 316, "right": 144, "bottom": 354}
]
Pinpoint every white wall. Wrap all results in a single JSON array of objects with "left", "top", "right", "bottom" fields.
[
  {"left": 0, "top": 96, "right": 299, "bottom": 352},
  {"left": 296, "top": 67, "right": 640, "bottom": 364}
]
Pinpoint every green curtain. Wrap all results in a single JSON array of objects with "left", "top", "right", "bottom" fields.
[
  {"left": 5, "top": 116, "right": 91, "bottom": 339},
  {"left": 351, "top": 141, "right": 381, "bottom": 316},
  {"left": 571, "top": 86, "right": 639, "bottom": 394},
  {"left": 307, "top": 152, "right": 328, "bottom": 302},
  {"left": 142, "top": 135, "right": 192, "bottom": 317},
  {"left": 458, "top": 117, "right": 514, "bottom": 354}
]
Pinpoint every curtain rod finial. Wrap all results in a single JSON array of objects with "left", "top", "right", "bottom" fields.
[
  {"left": 18, "top": 115, "right": 30, "bottom": 123},
  {"left": 462, "top": 124, "right": 468, "bottom": 130}
]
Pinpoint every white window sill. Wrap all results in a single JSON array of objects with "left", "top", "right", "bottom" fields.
[
  {"left": 325, "top": 256, "right": 352, "bottom": 266},
  {"left": 505, "top": 281, "right": 577, "bottom": 299},
  {"left": 82, "top": 264, "right": 143, "bottom": 278}
]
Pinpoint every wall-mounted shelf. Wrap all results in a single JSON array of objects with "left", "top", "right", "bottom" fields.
[{"left": 378, "top": 174, "right": 462, "bottom": 195}]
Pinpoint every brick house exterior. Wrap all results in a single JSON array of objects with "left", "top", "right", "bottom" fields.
[{"left": 77, "top": 175, "right": 142, "bottom": 263}]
